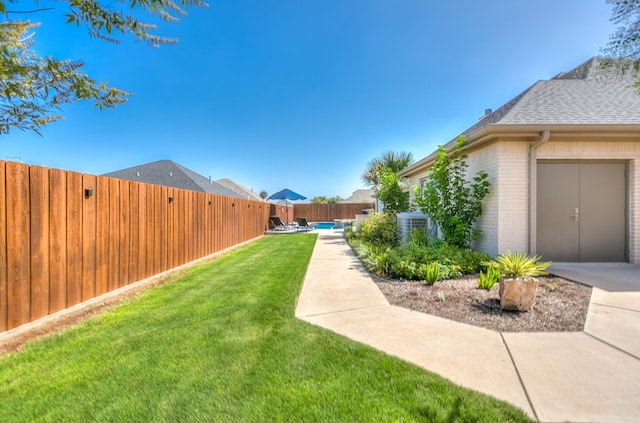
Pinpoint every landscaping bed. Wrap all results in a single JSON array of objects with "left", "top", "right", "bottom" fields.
[{"left": 373, "top": 274, "right": 592, "bottom": 332}]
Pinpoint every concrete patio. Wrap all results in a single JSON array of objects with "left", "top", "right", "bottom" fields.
[{"left": 296, "top": 231, "right": 640, "bottom": 423}]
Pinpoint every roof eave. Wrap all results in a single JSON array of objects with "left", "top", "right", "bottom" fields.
[{"left": 397, "top": 123, "right": 640, "bottom": 177}]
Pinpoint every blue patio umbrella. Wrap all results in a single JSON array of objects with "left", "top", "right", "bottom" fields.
[{"left": 268, "top": 188, "right": 307, "bottom": 224}]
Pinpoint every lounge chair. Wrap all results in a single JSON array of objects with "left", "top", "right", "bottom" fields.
[
  {"left": 270, "top": 216, "right": 290, "bottom": 231},
  {"left": 295, "top": 217, "right": 315, "bottom": 231}
]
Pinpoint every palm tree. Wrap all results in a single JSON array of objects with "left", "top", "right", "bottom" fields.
[{"left": 361, "top": 150, "right": 414, "bottom": 187}]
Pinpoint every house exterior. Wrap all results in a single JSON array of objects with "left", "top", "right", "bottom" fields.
[
  {"left": 103, "top": 160, "right": 246, "bottom": 199},
  {"left": 398, "top": 58, "right": 640, "bottom": 264}
]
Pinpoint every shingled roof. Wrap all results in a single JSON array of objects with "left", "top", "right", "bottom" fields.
[
  {"left": 103, "top": 160, "right": 245, "bottom": 199},
  {"left": 462, "top": 57, "right": 640, "bottom": 137},
  {"left": 398, "top": 57, "right": 640, "bottom": 177}
]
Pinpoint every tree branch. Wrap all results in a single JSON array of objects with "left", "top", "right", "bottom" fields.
[{"left": 6, "top": 8, "right": 56, "bottom": 15}]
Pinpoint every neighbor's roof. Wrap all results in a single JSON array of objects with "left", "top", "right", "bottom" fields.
[
  {"left": 399, "top": 57, "right": 640, "bottom": 177},
  {"left": 342, "top": 189, "right": 376, "bottom": 203},
  {"left": 215, "top": 178, "right": 264, "bottom": 201},
  {"left": 103, "top": 160, "right": 245, "bottom": 199}
]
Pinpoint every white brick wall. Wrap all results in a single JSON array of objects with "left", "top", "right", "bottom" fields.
[
  {"left": 467, "top": 141, "right": 530, "bottom": 256},
  {"left": 467, "top": 143, "right": 499, "bottom": 255},
  {"left": 497, "top": 142, "right": 531, "bottom": 254}
]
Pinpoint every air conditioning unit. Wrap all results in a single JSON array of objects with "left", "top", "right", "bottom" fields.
[{"left": 397, "top": 212, "right": 429, "bottom": 244}]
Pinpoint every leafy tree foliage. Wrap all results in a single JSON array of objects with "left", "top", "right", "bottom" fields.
[
  {"left": 311, "top": 196, "right": 342, "bottom": 204},
  {"left": 361, "top": 150, "right": 413, "bottom": 187},
  {"left": 412, "top": 137, "right": 490, "bottom": 249},
  {"left": 603, "top": 0, "right": 640, "bottom": 60},
  {"left": 602, "top": 0, "right": 640, "bottom": 91},
  {"left": 0, "top": 21, "right": 126, "bottom": 134},
  {"left": 0, "top": 0, "right": 207, "bottom": 135},
  {"left": 374, "top": 166, "right": 409, "bottom": 215}
]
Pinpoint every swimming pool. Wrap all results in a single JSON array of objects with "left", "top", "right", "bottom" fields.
[{"left": 313, "top": 222, "right": 335, "bottom": 230}]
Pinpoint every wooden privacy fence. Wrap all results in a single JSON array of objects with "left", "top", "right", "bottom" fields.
[
  {"left": 293, "top": 203, "right": 374, "bottom": 222},
  {"left": 268, "top": 203, "right": 374, "bottom": 228},
  {"left": 0, "top": 161, "right": 271, "bottom": 333}
]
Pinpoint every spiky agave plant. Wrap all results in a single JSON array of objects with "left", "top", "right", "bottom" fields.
[
  {"left": 492, "top": 251, "right": 550, "bottom": 279},
  {"left": 477, "top": 266, "right": 500, "bottom": 290}
]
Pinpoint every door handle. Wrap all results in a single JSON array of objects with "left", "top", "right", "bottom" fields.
[{"left": 571, "top": 208, "right": 579, "bottom": 222}]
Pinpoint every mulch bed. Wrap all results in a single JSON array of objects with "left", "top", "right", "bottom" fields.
[{"left": 373, "top": 275, "right": 592, "bottom": 332}]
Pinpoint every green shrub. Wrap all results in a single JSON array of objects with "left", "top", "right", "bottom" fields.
[
  {"left": 350, "top": 240, "right": 396, "bottom": 276},
  {"left": 343, "top": 226, "right": 355, "bottom": 241},
  {"left": 356, "top": 212, "right": 397, "bottom": 247},
  {"left": 407, "top": 228, "right": 430, "bottom": 248},
  {"left": 397, "top": 243, "right": 489, "bottom": 275},
  {"left": 477, "top": 266, "right": 500, "bottom": 290},
  {"left": 425, "top": 262, "right": 440, "bottom": 285},
  {"left": 347, "top": 228, "right": 491, "bottom": 282},
  {"left": 411, "top": 137, "right": 491, "bottom": 249},
  {"left": 456, "top": 249, "right": 492, "bottom": 274},
  {"left": 436, "top": 263, "right": 462, "bottom": 280},
  {"left": 390, "top": 259, "right": 427, "bottom": 280}
]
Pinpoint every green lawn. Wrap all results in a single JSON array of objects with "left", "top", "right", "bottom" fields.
[{"left": 0, "top": 234, "right": 532, "bottom": 422}]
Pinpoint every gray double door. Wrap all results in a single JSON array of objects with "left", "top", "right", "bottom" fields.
[{"left": 537, "top": 162, "right": 627, "bottom": 262}]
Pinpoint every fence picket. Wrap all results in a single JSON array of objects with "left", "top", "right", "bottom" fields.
[
  {"left": 0, "top": 162, "right": 8, "bottom": 330},
  {"left": 159, "top": 186, "right": 168, "bottom": 273},
  {"left": 119, "top": 179, "right": 130, "bottom": 287},
  {"left": 6, "top": 162, "right": 31, "bottom": 328},
  {"left": 29, "top": 166, "right": 50, "bottom": 320},
  {"left": 108, "top": 178, "right": 120, "bottom": 291},
  {"left": 66, "top": 171, "right": 83, "bottom": 308},
  {"left": 49, "top": 169, "right": 67, "bottom": 313},
  {"left": 96, "top": 176, "right": 110, "bottom": 296},
  {"left": 137, "top": 183, "right": 147, "bottom": 280},
  {"left": 128, "top": 182, "right": 139, "bottom": 285},
  {"left": 82, "top": 174, "right": 97, "bottom": 301}
]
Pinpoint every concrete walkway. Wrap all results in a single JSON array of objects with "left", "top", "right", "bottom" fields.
[{"left": 295, "top": 231, "right": 640, "bottom": 423}]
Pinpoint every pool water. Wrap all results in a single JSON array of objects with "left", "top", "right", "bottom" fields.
[{"left": 313, "top": 222, "right": 335, "bottom": 230}]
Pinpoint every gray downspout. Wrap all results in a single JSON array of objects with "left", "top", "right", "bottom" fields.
[{"left": 529, "top": 130, "right": 550, "bottom": 255}]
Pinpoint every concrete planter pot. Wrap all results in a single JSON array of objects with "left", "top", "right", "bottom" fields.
[{"left": 498, "top": 278, "right": 539, "bottom": 311}]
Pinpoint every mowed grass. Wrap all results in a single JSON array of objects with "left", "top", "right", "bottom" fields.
[{"left": 0, "top": 234, "right": 532, "bottom": 422}]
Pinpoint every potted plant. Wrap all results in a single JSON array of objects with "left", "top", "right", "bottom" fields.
[{"left": 489, "top": 251, "right": 551, "bottom": 311}]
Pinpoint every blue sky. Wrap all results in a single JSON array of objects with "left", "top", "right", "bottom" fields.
[{"left": 4, "top": 0, "right": 615, "bottom": 200}]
